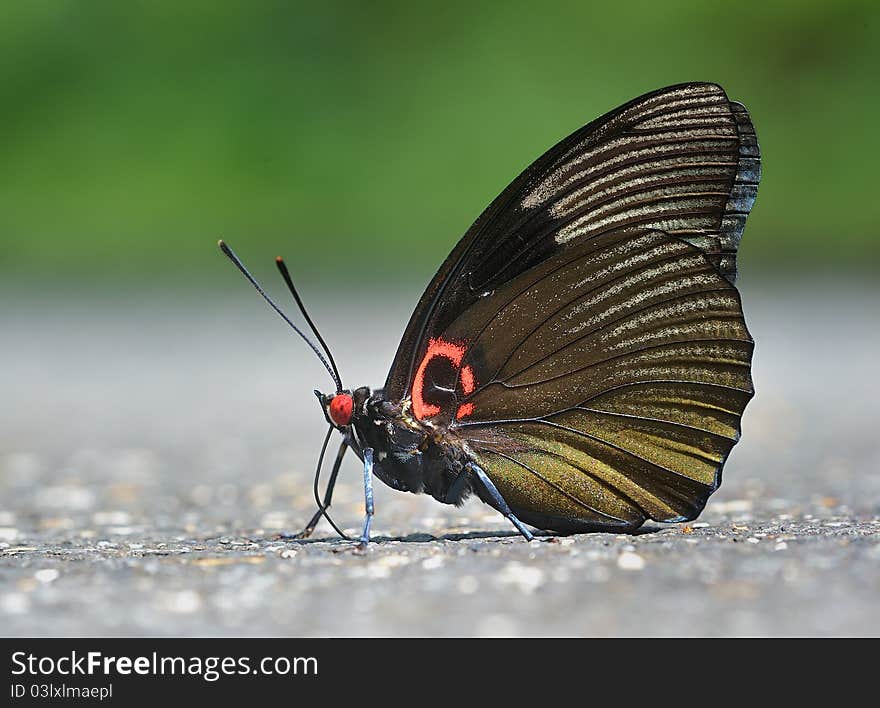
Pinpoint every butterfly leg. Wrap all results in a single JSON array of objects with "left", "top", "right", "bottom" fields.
[
  {"left": 356, "top": 447, "right": 375, "bottom": 550},
  {"left": 291, "top": 437, "right": 351, "bottom": 540},
  {"left": 469, "top": 463, "right": 534, "bottom": 541}
]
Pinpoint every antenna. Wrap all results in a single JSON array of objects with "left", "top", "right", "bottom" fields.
[
  {"left": 275, "top": 256, "right": 342, "bottom": 392},
  {"left": 218, "top": 240, "right": 343, "bottom": 392}
]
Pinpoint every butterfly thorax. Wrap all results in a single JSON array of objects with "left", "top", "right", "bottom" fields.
[{"left": 349, "top": 386, "right": 474, "bottom": 505}]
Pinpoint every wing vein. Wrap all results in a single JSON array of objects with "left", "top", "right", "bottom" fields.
[{"left": 489, "top": 450, "right": 633, "bottom": 523}]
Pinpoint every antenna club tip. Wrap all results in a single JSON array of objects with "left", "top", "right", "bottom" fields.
[
  {"left": 218, "top": 239, "right": 227, "bottom": 249},
  {"left": 275, "top": 256, "right": 284, "bottom": 264}
]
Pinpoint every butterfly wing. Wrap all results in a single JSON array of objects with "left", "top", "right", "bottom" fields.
[{"left": 386, "top": 83, "right": 760, "bottom": 531}]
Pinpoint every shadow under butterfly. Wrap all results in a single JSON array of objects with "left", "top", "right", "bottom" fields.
[{"left": 220, "top": 82, "right": 760, "bottom": 547}]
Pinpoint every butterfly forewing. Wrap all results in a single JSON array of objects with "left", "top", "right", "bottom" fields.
[{"left": 385, "top": 83, "right": 759, "bottom": 403}]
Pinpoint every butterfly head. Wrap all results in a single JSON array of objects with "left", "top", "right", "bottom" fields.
[
  {"left": 314, "top": 389, "right": 353, "bottom": 427},
  {"left": 328, "top": 392, "right": 353, "bottom": 427}
]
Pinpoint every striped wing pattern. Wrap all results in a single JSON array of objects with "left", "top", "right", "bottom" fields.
[{"left": 470, "top": 83, "right": 758, "bottom": 287}]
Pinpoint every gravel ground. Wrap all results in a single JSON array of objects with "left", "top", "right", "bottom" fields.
[{"left": 2, "top": 274, "right": 878, "bottom": 637}]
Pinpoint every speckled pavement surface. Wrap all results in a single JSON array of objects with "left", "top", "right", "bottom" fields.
[{"left": 2, "top": 275, "right": 878, "bottom": 636}]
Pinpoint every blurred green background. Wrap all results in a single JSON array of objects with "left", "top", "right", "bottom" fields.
[{"left": 2, "top": 0, "right": 878, "bottom": 287}]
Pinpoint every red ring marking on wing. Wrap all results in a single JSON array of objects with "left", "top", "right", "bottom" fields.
[{"left": 412, "top": 337, "right": 477, "bottom": 421}]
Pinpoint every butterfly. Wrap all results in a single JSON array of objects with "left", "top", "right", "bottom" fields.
[{"left": 220, "top": 82, "right": 760, "bottom": 547}]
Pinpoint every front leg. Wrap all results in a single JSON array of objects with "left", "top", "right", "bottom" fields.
[{"left": 356, "top": 447, "right": 375, "bottom": 550}]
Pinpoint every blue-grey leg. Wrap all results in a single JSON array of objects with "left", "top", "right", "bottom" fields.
[
  {"left": 469, "top": 463, "right": 534, "bottom": 541},
  {"left": 356, "top": 447, "right": 375, "bottom": 549}
]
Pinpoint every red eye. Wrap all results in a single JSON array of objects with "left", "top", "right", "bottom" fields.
[{"left": 328, "top": 393, "right": 353, "bottom": 426}]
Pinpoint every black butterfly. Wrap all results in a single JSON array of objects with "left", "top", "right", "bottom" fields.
[{"left": 221, "top": 82, "right": 760, "bottom": 547}]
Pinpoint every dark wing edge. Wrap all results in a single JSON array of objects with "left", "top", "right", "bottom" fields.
[
  {"left": 714, "top": 101, "right": 761, "bottom": 281},
  {"left": 385, "top": 82, "right": 761, "bottom": 401}
]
